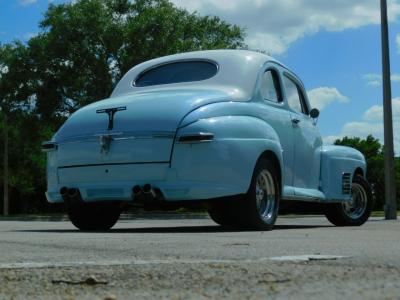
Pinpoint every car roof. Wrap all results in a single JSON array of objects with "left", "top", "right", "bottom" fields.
[{"left": 111, "top": 49, "right": 289, "bottom": 101}]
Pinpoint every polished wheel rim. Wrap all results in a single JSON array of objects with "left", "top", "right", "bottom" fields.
[
  {"left": 256, "top": 169, "right": 276, "bottom": 221},
  {"left": 342, "top": 183, "right": 367, "bottom": 219}
]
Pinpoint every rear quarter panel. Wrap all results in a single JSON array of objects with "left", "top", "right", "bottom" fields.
[{"left": 172, "top": 115, "right": 284, "bottom": 198}]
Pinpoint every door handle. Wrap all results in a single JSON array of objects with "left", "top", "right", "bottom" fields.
[{"left": 292, "top": 118, "right": 301, "bottom": 125}]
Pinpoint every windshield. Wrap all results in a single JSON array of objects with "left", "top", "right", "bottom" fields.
[{"left": 134, "top": 61, "right": 218, "bottom": 87}]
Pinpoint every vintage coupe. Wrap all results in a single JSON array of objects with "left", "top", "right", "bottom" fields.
[{"left": 43, "top": 50, "right": 372, "bottom": 231}]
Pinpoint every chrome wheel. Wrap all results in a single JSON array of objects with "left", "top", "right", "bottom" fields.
[
  {"left": 342, "top": 183, "right": 367, "bottom": 220},
  {"left": 255, "top": 169, "right": 276, "bottom": 221}
]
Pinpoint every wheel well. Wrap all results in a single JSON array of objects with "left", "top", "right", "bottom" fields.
[
  {"left": 259, "top": 150, "right": 282, "bottom": 194},
  {"left": 354, "top": 167, "right": 364, "bottom": 178}
]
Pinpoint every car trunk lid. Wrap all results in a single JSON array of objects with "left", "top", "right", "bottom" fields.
[{"left": 54, "top": 89, "right": 231, "bottom": 167}]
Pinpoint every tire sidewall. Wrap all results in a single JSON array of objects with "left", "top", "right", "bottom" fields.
[
  {"left": 67, "top": 202, "right": 121, "bottom": 231},
  {"left": 341, "top": 175, "right": 373, "bottom": 225},
  {"left": 247, "top": 158, "right": 280, "bottom": 230},
  {"left": 325, "top": 175, "right": 373, "bottom": 226}
]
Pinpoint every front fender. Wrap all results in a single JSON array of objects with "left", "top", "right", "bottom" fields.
[
  {"left": 170, "top": 116, "right": 284, "bottom": 199},
  {"left": 321, "top": 145, "right": 366, "bottom": 201}
]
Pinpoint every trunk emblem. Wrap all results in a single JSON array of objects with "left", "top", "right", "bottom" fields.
[{"left": 96, "top": 106, "right": 126, "bottom": 130}]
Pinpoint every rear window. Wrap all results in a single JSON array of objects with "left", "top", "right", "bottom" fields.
[{"left": 134, "top": 61, "right": 218, "bottom": 87}]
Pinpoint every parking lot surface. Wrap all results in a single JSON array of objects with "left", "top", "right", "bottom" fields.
[{"left": 0, "top": 215, "right": 399, "bottom": 299}]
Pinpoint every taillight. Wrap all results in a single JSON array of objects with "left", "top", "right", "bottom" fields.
[
  {"left": 178, "top": 132, "right": 214, "bottom": 143},
  {"left": 41, "top": 141, "right": 58, "bottom": 152}
]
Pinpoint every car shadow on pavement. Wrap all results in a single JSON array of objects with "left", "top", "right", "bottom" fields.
[{"left": 14, "top": 224, "right": 332, "bottom": 234}]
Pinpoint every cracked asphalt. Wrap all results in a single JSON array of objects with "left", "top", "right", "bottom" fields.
[{"left": 0, "top": 215, "right": 399, "bottom": 299}]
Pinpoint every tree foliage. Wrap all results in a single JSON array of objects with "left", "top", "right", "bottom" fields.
[
  {"left": 0, "top": 42, "right": 34, "bottom": 113},
  {"left": 0, "top": 0, "right": 245, "bottom": 214},
  {"left": 334, "top": 135, "right": 400, "bottom": 210}
]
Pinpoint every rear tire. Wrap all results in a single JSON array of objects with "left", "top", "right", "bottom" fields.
[
  {"left": 207, "top": 199, "right": 240, "bottom": 228},
  {"left": 67, "top": 202, "right": 121, "bottom": 231},
  {"left": 208, "top": 158, "right": 280, "bottom": 231},
  {"left": 240, "top": 158, "right": 280, "bottom": 230},
  {"left": 324, "top": 175, "right": 372, "bottom": 226}
]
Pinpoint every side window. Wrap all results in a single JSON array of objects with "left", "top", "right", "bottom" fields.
[
  {"left": 260, "top": 70, "right": 282, "bottom": 103},
  {"left": 283, "top": 75, "right": 308, "bottom": 114}
]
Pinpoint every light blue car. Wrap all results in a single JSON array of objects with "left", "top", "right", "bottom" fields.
[{"left": 43, "top": 50, "right": 373, "bottom": 231}]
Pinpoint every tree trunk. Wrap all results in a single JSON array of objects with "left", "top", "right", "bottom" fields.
[{"left": 3, "top": 114, "right": 9, "bottom": 216}]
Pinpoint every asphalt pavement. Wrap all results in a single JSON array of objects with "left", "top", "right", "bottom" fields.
[{"left": 0, "top": 215, "right": 399, "bottom": 299}]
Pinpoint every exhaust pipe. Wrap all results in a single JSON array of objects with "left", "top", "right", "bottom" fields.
[
  {"left": 132, "top": 185, "right": 144, "bottom": 201},
  {"left": 60, "top": 187, "right": 82, "bottom": 204},
  {"left": 143, "top": 184, "right": 156, "bottom": 199},
  {"left": 132, "top": 185, "right": 142, "bottom": 196},
  {"left": 68, "top": 188, "right": 82, "bottom": 204},
  {"left": 133, "top": 184, "right": 166, "bottom": 209},
  {"left": 60, "top": 187, "right": 69, "bottom": 202},
  {"left": 67, "top": 188, "right": 79, "bottom": 198}
]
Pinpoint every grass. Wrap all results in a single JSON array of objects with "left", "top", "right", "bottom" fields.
[
  {"left": 371, "top": 211, "right": 384, "bottom": 217},
  {"left": 370, "top": 211, "right": 399, "bottom": 218}
]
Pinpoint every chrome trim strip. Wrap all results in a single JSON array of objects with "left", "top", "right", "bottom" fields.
[
  {"left": 58, "top": 161, "right": 170, "bottom": 169},
  {"left": 132, "top": 59, "right": 220, "bottom": 88},
  {"left": 56, "top": 131, "right": 175, "bottom": 144}
]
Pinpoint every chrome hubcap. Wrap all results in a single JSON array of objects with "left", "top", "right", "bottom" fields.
[
  {"left": 342, "top": 183, "right": 367, "bottom": 219},
  {"left": 256, "top": 169, "right": 276, "bottom": 221}
]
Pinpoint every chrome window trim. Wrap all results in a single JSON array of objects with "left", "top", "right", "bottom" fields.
[{"left": 132, "top": 59, "right": 220, "bottom": 88}]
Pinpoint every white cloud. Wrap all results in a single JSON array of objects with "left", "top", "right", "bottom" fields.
[
  {"left": 363, "top": 98, "right": 400, "bottom": 121},
  {"left": 19, "top": 0, "right": 37, "bottom": 6},
  {"left": 324, "top": 98, "right": 400, "bottom": 155},
  {"left": 363, "top": 105, "right": 385, "bottom": 121},
  {"left": 363, "top": 74, "right": 382, "bottom": 87},
  {"left": 307, "top": 87, "right": 348, "bottom": 110},
  {"left": 363, "top": 73, "right": 400, "bottom": 87},
  {"left": 171, "top": 0, "right": 400, "bottom": 54}
]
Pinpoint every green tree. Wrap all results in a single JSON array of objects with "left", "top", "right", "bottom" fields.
[
  {"left": 0, "top": 43, "right": 35, "bottom": 112},
  {"left": 334, "top": 135, "right": 400, "bottom": 210},
  {"left": 1, "top": 43, "right": 33, "bottom": 214},
  {"left": 0, "top": 43, "right": 56, "bottom": 214}
]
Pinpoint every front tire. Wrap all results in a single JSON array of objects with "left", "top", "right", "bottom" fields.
[
  {"left": 324, "top": 175, "right": 373, "bottom": 226},
  {"left": 67, "top": 202, "right": 121, "bottom": 231}
]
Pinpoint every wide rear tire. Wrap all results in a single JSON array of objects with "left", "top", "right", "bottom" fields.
[
  {"left": 67, "top": 202, "right": 121, "bottom": 231},
  {"left": 207, "top": 199, "right": 240, "bottom": 228},
  {"left": 240, "top": 158, "right": 280, "bottom": 230},
  {"left": 208, "top": 158, "right": 280, "bottom": 231},
  {"left": 324, "top": 175, "right": 373, "bottom": 226}
]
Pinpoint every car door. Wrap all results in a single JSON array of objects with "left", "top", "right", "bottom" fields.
[
  {"left": 282, "top": 73, "right": 322, "bottom": 196},
  {"left": 257, "top": 66, "right": 295, "bottom": 196}
]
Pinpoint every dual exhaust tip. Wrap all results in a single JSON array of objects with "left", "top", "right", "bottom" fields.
[
  {"left": 60, "top": 187, "right": 80, "bottom": 198},
  {"left": 132, "top": 184, "right": 156, "bottom": 199},
  {"left": 132, "top": 183, "right": 157, "bottom": 202},
  {"left": 60, "top": 184, "right": 157, "bottom": 201}
]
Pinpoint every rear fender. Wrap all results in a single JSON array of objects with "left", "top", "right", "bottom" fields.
[{"left": 172, "top": 116, "right": 284, "bottom": 196}]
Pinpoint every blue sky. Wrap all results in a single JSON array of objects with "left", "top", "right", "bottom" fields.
[{"left": 1, "top": 0, "right": 400, "bottom": 153}]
